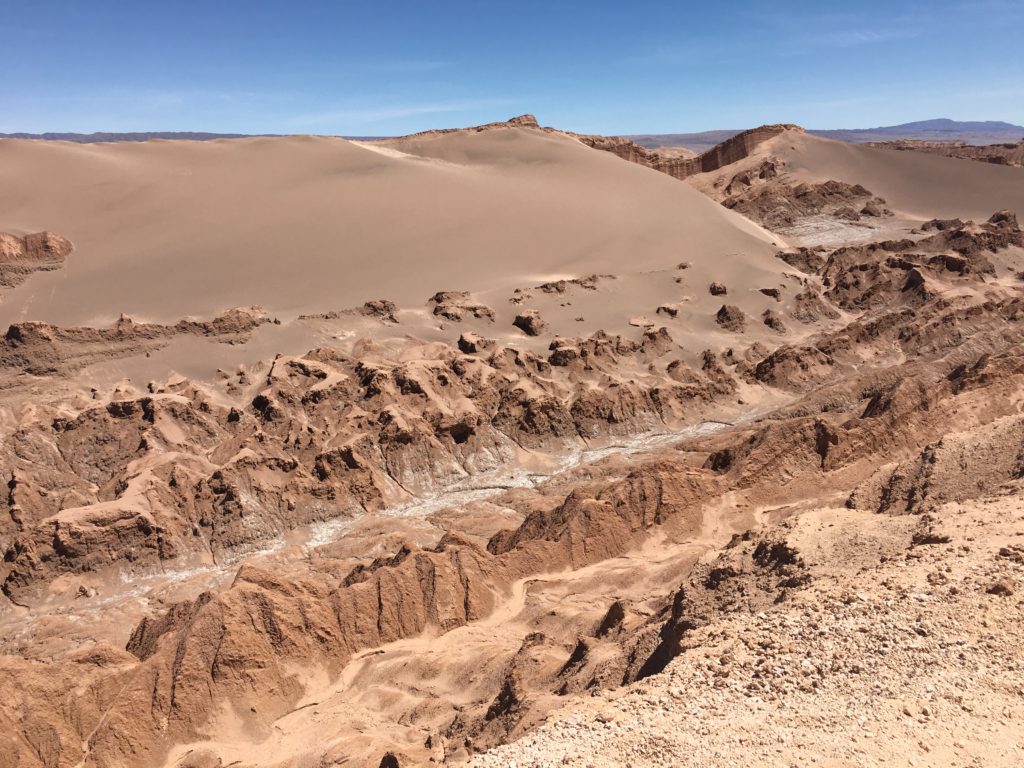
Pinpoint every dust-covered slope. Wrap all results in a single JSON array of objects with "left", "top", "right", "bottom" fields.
[
  {"left": 599, "top": 124, "right": 1024, "bottom": 225},
  {"left": 774, "top": 130, "right": 1024, "bottom": 220},
  {"left": 0, "top": 123, "right": 775, "bottom": 327}
]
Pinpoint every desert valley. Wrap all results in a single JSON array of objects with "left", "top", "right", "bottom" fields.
[{"left": 1, "top": 110, "right": 1023, "bottom": 768}]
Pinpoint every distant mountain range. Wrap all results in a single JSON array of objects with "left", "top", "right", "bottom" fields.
[
  {"left": 627, "top": 119, "right": 1024, "bottom": 152},
  {"left": 3, "top": 119, "right": 1023, "bottom": 150},
  {"left": 812, "top": 119, "right": 1024, "bottom": 145},
  {"left": 0, "top": 131, "right": 258, "bottom": 142},
  {"left": 0, "top": 131, "right": 399, "bottom": 143}
]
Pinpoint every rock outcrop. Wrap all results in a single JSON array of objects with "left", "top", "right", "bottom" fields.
[
  {"left": 431, "top": 291, "right": 496, "bottom": 322},
  {"left": 0, "top": 230, "right": 73, "bottom": 288},
  {"left": 512, "top": 310, "right": 546, "bottom": 336},
  {"left": 0, "top": 307, "right": 270, "bottom": 376},
  {"left": 715, "top": 305, "right": 747, "bottom": 332},
  {"left": 6, "top": 257, "right": 1024, "bottom": 765},
  {"left": 866, "top": 138, "right": 1024, "bottom": 168},
  {"left": 722, "top": 179, "right": 892, "bottom": 230},
  {"left": 575, "top": 125, "right": 802, "bottom": 182},
  {"left": 0, "top": 328, "right": 736, "bottom": 602}
]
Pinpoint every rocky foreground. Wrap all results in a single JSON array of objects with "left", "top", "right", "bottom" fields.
[{"left": 473, "top": 496, "right": 1024, "bottom": 768}]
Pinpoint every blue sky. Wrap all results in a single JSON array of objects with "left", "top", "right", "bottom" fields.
[{"left": 3, "top": 0, "right": 1023, "bottom": 135}]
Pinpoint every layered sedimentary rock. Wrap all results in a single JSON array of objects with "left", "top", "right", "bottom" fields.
[
  {"left": 866, "top": 138, "right": 1024, "bottom": 167},
  {"left": 575, "top": 124, "right": 801, "bottom": 181},
  {"left": 722, "top": 179, "right": 892, "bottom": 230},
  {"left": 2, "top": 204, "right": 1022, "bottom": 765},
  {"left": 0, "top": 306, "right": 269, "bottom": 375}
]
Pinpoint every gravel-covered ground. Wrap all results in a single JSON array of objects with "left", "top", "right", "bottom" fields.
[{"left": 472, "top": 496, "right": 1024, "bottom": 768}]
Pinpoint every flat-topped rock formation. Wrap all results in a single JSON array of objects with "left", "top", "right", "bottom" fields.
[{"left": 866, "top": 137, "right": 1024, "bottom": 167}]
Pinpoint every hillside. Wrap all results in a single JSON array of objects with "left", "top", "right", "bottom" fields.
[
  {"left": 0, "top": 124, "right": 775, "bottom": 328},
  {"left": 865, "top": 138, "right": 1024, "bottom": 168},
  {"left": 0, "top": 115, "right": 1022, "bottom": 768}
]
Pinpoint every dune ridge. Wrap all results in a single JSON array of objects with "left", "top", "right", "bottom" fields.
[{"left": 0, "top": 122, "right": 774, "bottom": 327}]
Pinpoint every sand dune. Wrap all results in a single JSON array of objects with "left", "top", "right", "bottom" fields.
[
  {"left": 0, "top": 127, "right": 775, "bottom": 327},
  {"left": 774, "top": 131, "right": 1024, "bottom": 220}
]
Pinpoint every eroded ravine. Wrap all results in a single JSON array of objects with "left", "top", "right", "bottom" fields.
[{"left": 0, "top": 417, "right": 742, "bottom": 658}]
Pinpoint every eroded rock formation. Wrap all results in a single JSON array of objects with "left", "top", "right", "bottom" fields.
[
  {"left": 866, "top": 138, "right": 1024, "bottom": 167},
  {"left": 575, "top": 125, "right": 802, "bottom": 181},
  {"left": 0, "top": 230, "right": 73, "bottom": 288}
]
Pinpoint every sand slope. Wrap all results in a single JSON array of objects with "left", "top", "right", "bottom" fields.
[
  {"left": 775, "top": 131, "right": 1024, "bottom": 220},
  {"left": 0, "top": 127, "right": 776, "bottom": 327}
]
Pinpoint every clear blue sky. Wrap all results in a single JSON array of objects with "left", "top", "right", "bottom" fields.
[{"left": 3, "top": 0, "right": 1023, "bottom": 135}]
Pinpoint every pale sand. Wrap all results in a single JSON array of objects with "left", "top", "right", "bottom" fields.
[
  {"left": 0, "top": 128, "right": 776, "bottom": 327},
  {"left": 774, "top": 131, "right": 1024, "bottom": 220}
]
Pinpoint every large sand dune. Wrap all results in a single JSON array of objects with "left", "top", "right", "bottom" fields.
[{"left": 0, "top": 127, "right": 775, "bottom": 327}]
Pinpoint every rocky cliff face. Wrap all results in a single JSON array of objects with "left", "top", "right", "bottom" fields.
[
  {"left": 576, "top": 124, "right": 802, "bottom": 181},
  {"left": 694, "top": 125, "right": 803, "bottom": 173}
]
